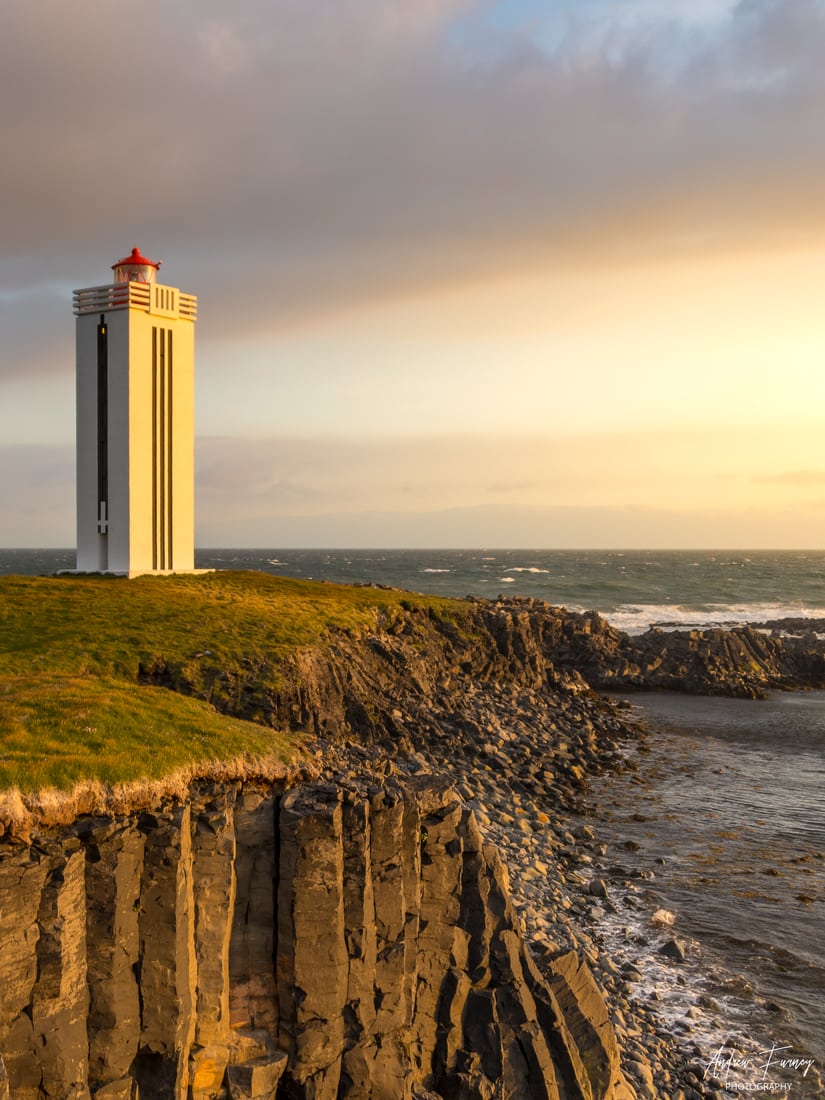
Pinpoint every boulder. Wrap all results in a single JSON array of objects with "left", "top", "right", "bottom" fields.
[{"left": 659, "top": 938, "right": 688, "bottom": 963}]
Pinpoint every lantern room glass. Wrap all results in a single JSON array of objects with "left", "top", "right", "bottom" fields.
[
  {"left": 112, "top": 248, "right": 161, "bottom": 285},
  {"left": 114, "top": 262, "right": 157, "bottom": 285}
]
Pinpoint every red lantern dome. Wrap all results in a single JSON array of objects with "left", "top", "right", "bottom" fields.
[{"left": 112, "top": 246, "right": 162, "bottom": 285}]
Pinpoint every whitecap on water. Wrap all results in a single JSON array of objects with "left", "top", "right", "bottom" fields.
[
  {"left": 651, "top": 908, "right": 676, "bottom": 927},
  {"left": 605, "top": 602, "right": 825, "bottom": 635}
]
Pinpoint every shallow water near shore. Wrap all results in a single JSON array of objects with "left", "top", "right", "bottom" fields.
[{"left": 586, "top": 691, "right": 825, "bottom": 1090}]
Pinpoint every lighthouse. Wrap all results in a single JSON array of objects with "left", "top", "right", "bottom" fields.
[{"left": 73, "top": 248, "right": 198, "bottom": 576}]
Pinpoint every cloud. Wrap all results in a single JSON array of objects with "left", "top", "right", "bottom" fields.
[
  {"left": 754, "top": 470, "right": 825, "bottom": 487},
  {"left": 196, "top": 500, "right": 825, "bottom": 551},
  {"left": 7, "top": 428, "right": 825, "bottom": 547},
  {"left": 192, "top": 427, "right": 825, "bottom": 533},
  {"left": 2, "top": 0, "right": 825, "bottom": 351}
]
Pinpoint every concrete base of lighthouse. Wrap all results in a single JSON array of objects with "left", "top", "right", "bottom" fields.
[{"left": 61, "top": 568, "right": 215, "bottom": 579}]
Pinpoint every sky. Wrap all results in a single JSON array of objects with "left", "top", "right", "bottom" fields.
[{"left": 2, "top": 0, "right": 825, "bottom": 548}]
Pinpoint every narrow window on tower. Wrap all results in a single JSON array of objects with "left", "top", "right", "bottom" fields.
[{"left": 97, "top": 317, "right": 108, "bottom": 535}]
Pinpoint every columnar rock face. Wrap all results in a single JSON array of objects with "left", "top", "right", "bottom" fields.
[
  {"left": 0, "top": 781, "right": 634, "bottom": 1100},
  {"left": 84, "top": 821, "right": 144, "bottom": 1094},
  {"left": 230, "top": 791, "right": 278, "bottom": 1040},
  {"left": 277, "top": 786, "right": 348, "bottom": 1099},
  {"left": 135, "top": 806, "right": 197, "bottom": 1099},
  {"left": 32, "top": 845, "right": 89, "bottom": 1100},
  {"left": 0, "top": 850, "right": 49, "bottom": 1099},
  {"left": 190, "top": 793, "right": 236, "bottom": 1099}
]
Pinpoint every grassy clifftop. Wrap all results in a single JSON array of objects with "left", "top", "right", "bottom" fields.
[{"left": 0, "top": 571, "right": 458, "bottom": 793}]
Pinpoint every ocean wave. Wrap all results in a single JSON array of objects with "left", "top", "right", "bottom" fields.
[
  {"left": 651, "top": 908, "right": 676, "bottom": 927},
  {"left": 504, "top": 567, "right": 550, "bottom": 574},
  {"left": 602, "top": 602, "right": 825, "bottom": 635},
  {"left": 420, "top": 568, "right": 452, "bottom": 573}
]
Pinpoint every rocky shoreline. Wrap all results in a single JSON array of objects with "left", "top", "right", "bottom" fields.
[
  {"left": 4, "top": 591, "right": 825, "bottom": 1097},
  {"left": 309, "top": 678, "right": 823, "bottom": 1099},
  {"left": 304, "top": 684, "right": 719, "bottom": 1100},
  {"left": 278, "top": 597, "right": 825, "bottom": 1099}
]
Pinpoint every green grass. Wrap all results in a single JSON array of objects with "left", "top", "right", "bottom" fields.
[
  {"left": 0, "top": 571, "right": 462, "bottom": 793},
  {"left": 0, "top": 672, "right": 295, "bottom": 792}
]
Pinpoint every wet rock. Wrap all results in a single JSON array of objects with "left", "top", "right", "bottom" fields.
[{"left": 659, "top": 938, "right": 688, "bottom": 963}]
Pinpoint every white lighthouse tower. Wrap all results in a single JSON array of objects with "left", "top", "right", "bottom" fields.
[{"left": 73, "top": 248, "right": 198, "bottom": 576}]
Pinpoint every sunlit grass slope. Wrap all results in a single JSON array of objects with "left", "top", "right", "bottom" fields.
[{"left": 0, "top": 571, "right": 457, "bottom": 793}]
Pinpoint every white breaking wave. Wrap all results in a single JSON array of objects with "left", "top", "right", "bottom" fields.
[
  {"left": 600, "top": 602, "right": 825, "bottom": 635},
  {"left": 504, "top": 567, "right": 550, "bottom": 574},
  {"left": 420, "top": 568, "right": 452, "bottom": 573},
  {"left": 651, "top": 908, "right": 676, "bottom": 927}
]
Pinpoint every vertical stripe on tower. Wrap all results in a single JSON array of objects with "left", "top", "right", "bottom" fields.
[
  {"left": 152, "top": 326, "right": 158, "bottom": 569},
  {"left": 151, "top": 327, "right": 174, "bottom": 571},
  {"left": 167, "top": 329, "right": 173, "bottom": 570},
  {"left": 97, "top": 316, "right": 108, "bottom": 533},
  {"left": 159, "top": 328, "right": 166, "bottom": 569}
]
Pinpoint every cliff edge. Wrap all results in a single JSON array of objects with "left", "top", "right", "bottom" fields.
[{"left": 0, "top": 778, "right": 634, "bottom": 1100}]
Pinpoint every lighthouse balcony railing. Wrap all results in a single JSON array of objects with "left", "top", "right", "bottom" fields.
[{"left": 73, "top": 283, "right": 197, "bottom": 320}]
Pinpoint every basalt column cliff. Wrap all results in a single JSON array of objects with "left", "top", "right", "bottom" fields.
[{"left": 0, "top": 778, "right": 632, "bottom": 1100}]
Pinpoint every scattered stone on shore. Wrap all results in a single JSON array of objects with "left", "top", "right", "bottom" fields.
[
  {"left": 307, "top": 640, "right": 824, "bottom": 1099},
  {"left": 659, "top": 938, "right": 689, "bottom": 963},
  {"left": 302, "top": 683, "right": 732, "bottom": 1097}
]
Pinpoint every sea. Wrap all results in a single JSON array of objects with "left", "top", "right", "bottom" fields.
[{"left": 3, "top": 548, "right": 824, "bottom": 1089}]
